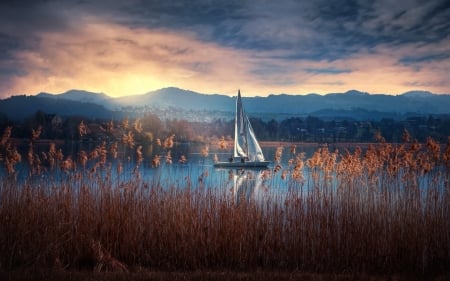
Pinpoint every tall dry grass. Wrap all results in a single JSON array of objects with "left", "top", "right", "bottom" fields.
[{"left": 0, "top": 127, "right": 449, "bottom": 275}]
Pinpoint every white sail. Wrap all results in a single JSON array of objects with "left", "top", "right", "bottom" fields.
[
  {"left": 233, "top": 90, "right": 265, "bottom": 162},
  {"left": 214, "top": 90, "right": 269, "bottom": 168}
]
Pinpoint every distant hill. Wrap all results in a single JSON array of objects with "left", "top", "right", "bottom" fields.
[
  {"left": 115, "top": 87, "right": 235, "bottom": 111},
  {"left": 0, "top": 95, "right": 119, "bottom": 120},
  {"left": 37, "top": 90, "right": 118, "bottom": 109},
  {"left": 122, "top": 88, "right": 371, "bottom": 114},
  {"left": 1, "top": 87, "right": 450, "bottom": 121},
  {"left": 401, "top": 90, "right": 435, "bottom": 98},
  {"left": 113, "top": 87, "right": 450, "bottom": 116}
]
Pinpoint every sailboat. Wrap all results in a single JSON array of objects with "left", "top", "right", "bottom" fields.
[{"left": 214, "top": 90, "right": 270, "bottom": 168}]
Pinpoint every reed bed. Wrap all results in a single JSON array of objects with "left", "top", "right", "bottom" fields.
[{"left": 0, "top": 126, "right": 449, "bottom": 276}]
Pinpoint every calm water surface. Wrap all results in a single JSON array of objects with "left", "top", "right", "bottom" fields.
[
  {"left": 2, "top": 141, "right": 326, "bottom": 194},
  {"left": 1, "top": 141, "right": 444, "bottom": 202}
]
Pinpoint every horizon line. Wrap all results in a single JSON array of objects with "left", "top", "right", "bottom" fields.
[{"left": 2, "top": 86, "right": 448, "bottom": 100}]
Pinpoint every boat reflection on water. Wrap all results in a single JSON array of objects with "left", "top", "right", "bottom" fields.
[{"left": 229, "top": 168, "right": 270, "bottom": 204}]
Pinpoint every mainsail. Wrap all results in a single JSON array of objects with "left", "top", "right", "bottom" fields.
[
  {"left": 214, "top": 90, "right": 269, "bottom": 168},
  {"left": 233, "top": 90, "right": 265, "bottom": 162}
]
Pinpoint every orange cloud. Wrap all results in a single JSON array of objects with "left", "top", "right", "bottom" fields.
[
  {"left": 3, "top": 17, "right": 450, "bottom": 98},
  {"left": 252, "top": 43, "right": 450, "bottom": 95},
  {"left": 5, "top": 18, "right": 261, "bottom": 97}
]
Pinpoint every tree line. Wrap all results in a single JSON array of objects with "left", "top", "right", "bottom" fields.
[{"left": 1, "top": 110, "right": 449, "bottom": 144}]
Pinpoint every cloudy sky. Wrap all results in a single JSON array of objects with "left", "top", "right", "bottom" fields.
[{"left": 0, "top": 0, "right": 449, "bottom": 98}]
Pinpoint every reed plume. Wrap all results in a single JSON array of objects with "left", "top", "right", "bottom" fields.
[
  {"left": 122, "top": 131, "right": 135, "bottom": 148},
  {"left": 60, "top": 156, "right": 75, "bottom": 171},
  {"left": 109, "top": 141, "right": 118, "bottom": 159},
  {"left": 136, "top": 145, "right": 144, "bottom": 166},
  {"left": 47, "top": 143, "right": 58, "bottom": 169},
  {"left": 179, "top": 155, "right": 187, "bottom": 164},
  {"left": 290, "top": 144, "right": 296, "bottom": 155},
  {"left": 152, "top": 154, "right": 161, "bottom": 168},
  {"left": 27, "top": 144, "right": 42, "bottom": 175},
  {"left": 165, "top": 150, "right": 172, "bottom": 164},
  {"left": 107, "top": 120, "right": 114, "bottom": 132},
  {"left": 402, "top": 128, "right": 411, "bottom": 143},
  {"left": 218, "top": 136, "right": 228, "bottom": 150},
  {"left": 133, "top": 118, "right": 143, "bottom": 133},
  {"left": 291, "top": 152, "right": 305, "bottom": 181},
  {"left": 4, "top": 143, "right": 21, "bottom": 174},
  {"left": 31, "top": 125, "right": 42, "bottom": 141},
  {"left": 121, "top": 117, "right": 129, "bottom": 130},
  {"left": 78, "top": 121, "right": 87, "bottom": 137},
  {"left": 0, "top": 126, "right": 11, "bottom": 146},
  {"left": 274, "top": 146, "right": 283, "bottom": 163},
  {"left": 374, "top": 130, "right": 386, "bottom": 143},
  {"left": 163, "top": 134, "right": 175, "bottom": 149},
  {"left": 78, "top": 150, "right": 88, "bottom": 168},
  {"left": 200, "top": 145, "right": 209, "bottom": 157},
  {"left": 443, "top": 137, "right": 450, "bottom": 170}
]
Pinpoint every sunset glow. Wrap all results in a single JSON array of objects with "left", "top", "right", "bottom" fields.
[{"left": 1, "top": 0, "right": 449, "bottom": 98}]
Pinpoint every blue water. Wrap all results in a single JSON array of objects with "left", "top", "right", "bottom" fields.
[
  {"left": 0, "top": 141, "right": 319, "bottom": 195},
  {"left": 1, "top": 141, "right": 446, "bottom": 204}
]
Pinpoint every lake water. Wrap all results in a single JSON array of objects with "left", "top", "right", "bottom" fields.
[
  {"left": 1, "top": 141, "right": 325, "bottom": 198},
  {"left": 3, "top": 141, "right": 444, "bottom": 201}
]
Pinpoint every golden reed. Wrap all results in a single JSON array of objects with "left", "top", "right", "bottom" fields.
[{"left": 0, "top": 125, "right": 448, "bottom": 275}]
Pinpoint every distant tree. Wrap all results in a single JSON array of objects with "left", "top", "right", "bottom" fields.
[
  {"left": 378, "top": 118, "right": 397, "bottom": 142},
  {"left": 280, "top": 118, "right": 303, "bottom": 141},
  {"left": 436, "top": 118, "right": 450, "bottom": 142},
  {"left": 267, "top": 119, "right": 279, "bottom": 140},
  {"left": 166, "top": 119, "right": 195, "bottom": 141},
  {"left": 142, "top": 113, "right": 164, "bottom": 138},
  {"left": 305, "top": 116, "right": 324, "bottom": 132},
  {"left": 247, "top": 118, "right": 266, "bottom": 140},
  {"left": 0, "top": 113, "right": 10, "bottom": 130},
  {"left": 62, "top": 116, "right": 86, "bottom": 140},
  {"left": 344, "top": 121, "right": 358, "bottom": 142},
  {"left": 355, "top": 121, "right": 373, "bottom": 142},
  {"left": 34, "top": 110, "right": 46, "bottom": 126}
]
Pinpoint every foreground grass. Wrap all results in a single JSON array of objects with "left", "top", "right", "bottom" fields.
[
  {"left": 0, "top": 170, "right": 449, "bottom": 276},
  {"left": 0, "top": 133, "right": 449, "bottom": 277},
  {"left": 2, "top": 270, "right": 449, "bottom": 281}
]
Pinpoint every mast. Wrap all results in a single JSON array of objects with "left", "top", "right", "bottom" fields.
[
  {"left": 233, "top": 91, "right": 239, "bottom": 157},
  {"left": 234, "top": 90, "right": 248, "bottom": 158}
]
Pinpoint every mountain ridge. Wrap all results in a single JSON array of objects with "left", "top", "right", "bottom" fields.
[
  {"left": 2, "top": 87, "right": 450, "bottom": 121},
  {"left": 0, "top": 95, "right": 121, "bottom": 120}
]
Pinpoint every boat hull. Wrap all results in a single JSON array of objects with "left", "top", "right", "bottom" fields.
[{"left": 213, "top": 161, "right": 270, "bottom": 168}]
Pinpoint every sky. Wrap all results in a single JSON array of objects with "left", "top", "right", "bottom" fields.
[{"left": 0, "top": 0, "right": 449, "bottom": 98}]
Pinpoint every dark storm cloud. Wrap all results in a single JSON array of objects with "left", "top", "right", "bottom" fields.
[
  {"left": 1, "top": 0, "right": 449, "bottom": 61},
  {"left": 0, "top": 33, "right": 20, "bottom": 58},
  {"left": 0, "top": 1, "right": 74, "bottom": 69},
  {"left": 305, "top": 68, "right": 352, "bottom": 75},
  {"left": 0, "top": 1, "right": 73, "bottom": 38},
  {"left": 108, "top": 0, "right": 450, "bottom": 62},
  {"left": 400, "top": 53, "right": 450, "bottom": 65}
]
